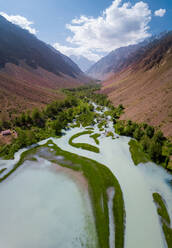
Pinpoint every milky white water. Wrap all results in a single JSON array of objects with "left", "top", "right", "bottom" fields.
[
  {"left": 0, "top": 110, "right": 172, "bottom": 248},
  {"left": 0, "top": 158, "right": 97, "bottom": 248},
  {"left": 53, "top": 125, "right": 172, "bottom": 248},
  {"left": 107, "top": 187, "right": 115, "bottom": 248}
]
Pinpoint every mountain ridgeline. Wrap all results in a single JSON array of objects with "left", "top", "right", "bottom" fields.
[
  {"left": 0, "top": 15, "right": 91, "bottom": 120},
  {"left": 87, "top": 32, "right": 172, "bottom": 80},
  {"left": 0, "top": 15, "right": 82, "bottom": 77},
  {"left": 87, "top": 44, "right": 141, "bottom": 80},
  {"left": 99, "top": 32, "right": 172, "bottom": 139}
]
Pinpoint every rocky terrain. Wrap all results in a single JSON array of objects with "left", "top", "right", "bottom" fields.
[{"left": 100, "top": 32, "right": 172, "bottom": 139}]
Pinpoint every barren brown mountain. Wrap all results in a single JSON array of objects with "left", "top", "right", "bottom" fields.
[
  {"left": 101, "top": 32, "right": 172, "bottom": 139},
  {"left": 0, "top": 15, "right": 90, "bottom": 120}
]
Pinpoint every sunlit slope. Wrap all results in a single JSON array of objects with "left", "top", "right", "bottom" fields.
[{"left": 102, "top": 33, "right": 172, "bottom": 139}]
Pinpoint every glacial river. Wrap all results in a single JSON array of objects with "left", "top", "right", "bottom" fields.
[{"left": 0, "top": 117, "right": 172, "bottom": 248}]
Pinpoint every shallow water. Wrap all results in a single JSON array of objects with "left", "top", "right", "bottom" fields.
[
  {"left": 0, "top": 120, "right": 172, "bottom": 248},
  {"left": 54, "top": 125, "right": 172, "bottom": 248},
  {"left": 0, "top": 159, "right": 97, "bottom": 248},
  {"left": 107, "top": 187, "right": 115, "bottom": 248}
]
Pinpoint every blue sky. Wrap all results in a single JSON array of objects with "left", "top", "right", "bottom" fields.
[{"left": 0, "top": 0, "right": 171, "bottom": 61}]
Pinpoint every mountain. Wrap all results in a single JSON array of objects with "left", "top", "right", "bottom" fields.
[
  {"left": 0, "top": 15, "right": 83, "bottom": 77},
  {"left": 86, "top": 35, "right": 164, "bottom": 80},
  {"left": 87, "top": 44, "right": 142, "bottom": 80},
  {"left": 70, "top": 55, "right": 95, "bottom": 72},
  {"left": 101, "top": 32, "right": 172, "bottom": 139},
  {"left": 0, "top": 15, "right": 88, "bottom": 120}
]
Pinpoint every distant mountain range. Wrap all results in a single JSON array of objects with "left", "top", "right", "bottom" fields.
[
  {"left": 69, "top": 55, "right": 94, "bottom": 72},
  {"left": 0, "top": 15, "right": 90, "bottom": 120},
  {"left": 87, "top": 44, "right": 141, "bottom": 80},
  {"left": 87, "top": 32, "right": 169, "bottom": 80},
  {"left": 100, "top": 32, "right": 172, "bottom": 139}
]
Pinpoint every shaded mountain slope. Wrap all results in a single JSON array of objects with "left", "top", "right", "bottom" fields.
[
  {"left": 101, "top": 32, "right": 172, "bottom": 139},
  {"left": 0, "top": 15, "right": 82, "bottom": 77},
  {"left": 0, "top": 15, "right": 88, "bottom": 119}
]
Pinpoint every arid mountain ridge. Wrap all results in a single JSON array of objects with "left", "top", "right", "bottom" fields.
[
  {"left": 0, "top": 13, "right": 171, "bottom": 139},
  {"left": 99, "top": 32, "right": 172, "bottom": 139},
  {"left": 0, "top": 15, "right": 90, "bottom": 120}
]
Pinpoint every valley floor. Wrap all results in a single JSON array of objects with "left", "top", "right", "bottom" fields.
[{"left": 0, "top": 102, "right": 172, "bottom": 248}]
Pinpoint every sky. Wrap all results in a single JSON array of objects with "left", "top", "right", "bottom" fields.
[{"left": 0, "top": 0, "right": 171, "bottom": 61}]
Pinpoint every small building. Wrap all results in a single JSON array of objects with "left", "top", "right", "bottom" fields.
[{"left": 1, "top": 130, "right": 12, "bottom": 136}]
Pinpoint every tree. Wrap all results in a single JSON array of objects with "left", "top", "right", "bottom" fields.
[
  {"left": 32, "top": 109, "right": 45, "bottom": 128},
  {"left": 25, "top": 112, "right": 33, "bottom": 126},
  {"left": 153, "top": 131, "right": 165, "bottom": 145},
  {"left": 133, "top": 127, "right": 144, "bottom": 141},
  {"left": 149, "top": 141, "right": 162, "bottom": 163},
  {"left": 140, "top": 135, "right": 150, "bottom": 152},
  {"left": 146, "top": 126, "right": 154, "bottom": 138},
  {"left": 52, "top": 119, "right": 63, "bottom": 135}
]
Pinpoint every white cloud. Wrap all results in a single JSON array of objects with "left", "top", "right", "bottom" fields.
[
  {"left": 154, "top": 8, "right": 166, "bottom": 17},
  {"left": 0, "top": 12, "right": 37, "bottom": 34},
  {"left": 54, "top": 0, "right": 152, "bottom": 61},
  {"left": 53, "top": 42, "right": 102, "bottom": 61}
]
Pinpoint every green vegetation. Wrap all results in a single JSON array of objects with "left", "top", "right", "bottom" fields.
[
  {"left": 0, "top": 84, "right": 127, "bottom": 160},
  {"left": 153, "top": 193, "right": 172, "bottom": 247},
  {"left": 0, "top": 85, "right": 99, "bottom": 159},
  {"left": 69, "top": 131, "right": 100, "bottom": 153},
  {"left": 0, "top": 139, "right": 125, "bottom": 248},
  {"left": 0, "top": 145, "right": 39, "bottom": 182},
  {"left": 115, "top": 120, "right": 171, "bottom": 169},
  {"left": 50, "top": 141, "right": 126, "bottom": 248},
  {"left": 47, "top": 141, "right": 125, "bottom": 248},
  {"left": 63, "top": 84, "right": 113, "bottom": 108},
  {"left": 98, "top": 120, "right": 108, "bottom": 129},
  {"left": 0, "top": 168, "right": 6, "bottom": 174},
  {"left": 106, "top": 131, "right": 114, "bottom": 138},
  {"left": 129, "top": 139, "right": 150, "bottom": 165},
  {"left": 86, "top": 127, "right": 94, "bottom": 130},
  {"left": 90, "top": 133, "right": 101, "bottom": 145}
]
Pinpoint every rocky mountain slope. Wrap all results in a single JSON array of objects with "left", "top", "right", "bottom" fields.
[
  {"left": 87, "top": 44, "right": 141, "bottom": 80},
  {"left": 0, "top": 15, "right": 88, "bottom": 119},
  {"left": 101, "top": 32, "right": 172, "bottom": 139},
  {"left": 87, "top": 33, "right": 168, "bottom": 80}
]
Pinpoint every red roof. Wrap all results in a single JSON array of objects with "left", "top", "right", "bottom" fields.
[{"left": 1, "top": 130, "right": 11, "bottom": 135}]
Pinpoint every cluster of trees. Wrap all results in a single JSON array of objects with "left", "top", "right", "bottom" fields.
[
  {"left": 0, "top": 83, "right": 171, "bottom": 168},
  {"left": 0, "top": 96, "right": 83, "bottom": 158},
  {"left": 111, "top": 104, "right": 125, "bottom": 121},
  {"left": 63, "top": 84, "right": 114, "bottom": 108},
  {"left": 0, "top": 87, "right": 100, "bottom": 158},
  {"left": 115, "top": 120, "right": 170, "bottom": 167},
  {"left": 0, "top": 97, "right": 79, "bottom": 131}
]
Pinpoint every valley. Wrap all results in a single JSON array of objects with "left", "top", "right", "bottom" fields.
[
  {"left": 0, "top": 6, "right": 172, "bottom": 248},
  {"left": 0, "top": 86, "right": 172, "bottom": 248}
]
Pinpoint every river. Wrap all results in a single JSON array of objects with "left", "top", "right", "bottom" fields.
[{"left": 0, "top": 108, "right": 171, "bottom": 248}]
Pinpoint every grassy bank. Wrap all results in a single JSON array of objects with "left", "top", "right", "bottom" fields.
[
  {"left": 0, "top": 168, "right": 6, "bottom": 174},
  {"left": 129, "top": 139, "right": 150, "bottom": 165},
  {"left": 90, "top": 133, "right": 101, "bottom": 145},
  {"left": 69, "top": 131, "right": 100, "bottom": 153},
  {"left": 0, "top": 145, "right": 39, "bottom": 182},
  {"left": 0, "top": 139, "right": 125, "bottom": 248},
  {"left": 153, "top": 193, "right": 172, "bottom": 247},
  {"left": 115, "top": 120, "right": 171, "bottom": 170},
  {"left": 47, "top": 140, "right": 125, "bottom": 248}
]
